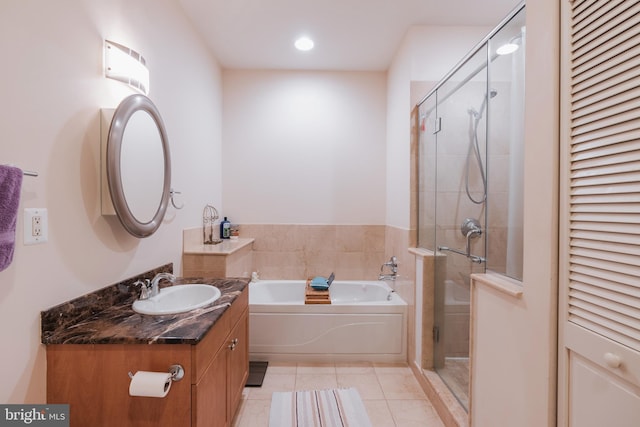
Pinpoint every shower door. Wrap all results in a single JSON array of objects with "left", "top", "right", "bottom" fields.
[
  {"left": 416, "top": 3, "right": 526, "bottom": 413},
  {"left": 432, "top": 46, "right": 488, "bottom": 411}
]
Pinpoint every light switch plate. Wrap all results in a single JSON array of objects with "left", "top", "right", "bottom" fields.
[{"left": 24, "top": 208, "right": 48, "bottom": 245}]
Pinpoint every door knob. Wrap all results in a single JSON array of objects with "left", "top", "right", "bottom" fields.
[{"left": 604, "top": 352, "right": 622, "bottom": 368}]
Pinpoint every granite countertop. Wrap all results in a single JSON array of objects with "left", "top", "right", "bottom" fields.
[{"left": 41, "top": 275, "right": 249, "bottom": 345}]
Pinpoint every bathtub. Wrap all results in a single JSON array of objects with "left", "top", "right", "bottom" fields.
[{"left": 249, "top": 280, "right": 407, "bottom": 363}]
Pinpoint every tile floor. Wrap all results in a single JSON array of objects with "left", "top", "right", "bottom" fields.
[{"left": 232, "top": 362, "right": 445, "bottom": 427}]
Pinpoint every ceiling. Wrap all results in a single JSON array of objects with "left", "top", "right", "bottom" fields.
[{"left": 177, "top": 0, "right": 522, "bottom": 71}]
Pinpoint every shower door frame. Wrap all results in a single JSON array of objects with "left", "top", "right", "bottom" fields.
[{"left": 432, "top": 44, "right": 489, "bottom": 412}]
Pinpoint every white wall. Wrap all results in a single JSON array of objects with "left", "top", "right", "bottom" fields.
[
  {"left": 0, "top": 0, "right": 222, "bottom": 403},
  {"left": 386, "top": 25, "right": 490, "bottom": 229},
  {"left": 221, "top": 70, "right": 387, "bottom": 225}
]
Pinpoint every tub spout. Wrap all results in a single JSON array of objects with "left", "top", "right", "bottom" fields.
[{"left": 387, "top": 289, "right": 396, "bottom": 301}]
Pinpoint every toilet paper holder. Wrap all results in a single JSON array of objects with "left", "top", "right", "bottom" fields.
[{"left": 127, "top": 364, "right": 184, "bottom": 382}]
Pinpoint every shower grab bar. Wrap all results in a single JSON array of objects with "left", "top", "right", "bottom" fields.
[
  {"left": 438, "top": 218, "right": 486, "bottom": 263},
  {"left": 437, "top": 246, "right": 485, "bottom": 264}
]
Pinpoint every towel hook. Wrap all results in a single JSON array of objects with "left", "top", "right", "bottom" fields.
[{"left": 170, "top": 188, "right": 184, "bottom": 209}]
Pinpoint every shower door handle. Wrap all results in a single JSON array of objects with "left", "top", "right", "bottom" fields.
[{"left": 433, "top": 117, "right": 442, "bottom": 134}]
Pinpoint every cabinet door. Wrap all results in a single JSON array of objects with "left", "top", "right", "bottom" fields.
[
  {"left": 193, "top": 347, "right": 227, "bottom": 427},
  {"left": 568, "top": 341, "right": 640, "bottom": 427},
  {"left": 228, "top": 309, "right": 249, "bottom": 422},
  {"left": 47, "top": 344, "right": 192, "bottom": 427}
]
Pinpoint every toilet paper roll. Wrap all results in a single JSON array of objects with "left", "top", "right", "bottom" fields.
[{"left": 128, "top": 371, "right": 172, "bottom": 398}]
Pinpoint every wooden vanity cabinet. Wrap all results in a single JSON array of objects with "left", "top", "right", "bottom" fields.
[
  {"left": 46, "top": 287, "right": 248, "bottom": 427},
  {"left": 192, "top": 288, "right": 249, "bottom": 427}
]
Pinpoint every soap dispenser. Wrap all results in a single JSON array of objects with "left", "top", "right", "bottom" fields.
[{"left": 220, "top": 217, "right": 231, "bottom": 239}]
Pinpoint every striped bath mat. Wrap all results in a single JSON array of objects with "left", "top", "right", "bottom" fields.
[{"left": 269, "top": 387, "right": 373, "bottom": 427}]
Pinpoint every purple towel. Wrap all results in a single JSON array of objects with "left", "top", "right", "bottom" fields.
[{"left": 0, "top": 165, "right": 23, "bottom": 272}]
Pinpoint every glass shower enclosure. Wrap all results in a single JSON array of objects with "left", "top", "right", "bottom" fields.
[{"left": 416, "top": 3, "right": 526, "bottom": 410}]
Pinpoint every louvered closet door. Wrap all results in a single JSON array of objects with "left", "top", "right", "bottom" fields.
[{"left": 561, "top": 0, "right": 640, "bottom": 426}]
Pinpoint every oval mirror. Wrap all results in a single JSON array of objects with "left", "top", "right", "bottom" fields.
[{"left": 106, "top": 94, "right": 171, "bottom": 238}]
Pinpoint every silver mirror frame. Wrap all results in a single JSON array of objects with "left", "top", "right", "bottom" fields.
[{"left": 106, "top": 94, "right": 171, "bottom": 238}]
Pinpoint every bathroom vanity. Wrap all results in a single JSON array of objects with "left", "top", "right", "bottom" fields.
[{"left": 42, "top": 273, "right": 249, "bottom": 427}]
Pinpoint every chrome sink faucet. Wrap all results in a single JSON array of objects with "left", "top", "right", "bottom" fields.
[
  {"left": 379, "top": 256, "right": 398, "bottom": 281},
  {"left": 133, "top": 279, "right": 152, "bottom": 300},
  {"left": 150, "top": 273, "right": 176, "bottom": 298},
  {"left": 133, "top": 272, "right": 176, "bottom": 300}
]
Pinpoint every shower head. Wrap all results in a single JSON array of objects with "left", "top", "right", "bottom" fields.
[{"left": 470, "top": 89, "right": 498, "bottom": 120}]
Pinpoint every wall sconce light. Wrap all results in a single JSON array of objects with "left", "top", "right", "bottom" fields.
[{"left": 104, "top": 40, "right": 150, "bottom": 95}]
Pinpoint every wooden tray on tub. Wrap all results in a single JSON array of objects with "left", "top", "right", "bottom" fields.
[{"left": 305, "top": 278, "right": 331, "bottom": 304}]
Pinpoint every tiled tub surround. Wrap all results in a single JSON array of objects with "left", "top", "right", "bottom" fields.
[
  {"left": 184, "top": 224, "right": 418, "bottom": 366},
  {"left": 237, "top": 224, "right": 387, "bottom": 280},
  {"left": 182, "top": 223, "right": 412, "bottom": 283},
  {"left": 205, "top": 225, "right": 419, "bottom": 364},
  {"left": 41, "top": 264, "right": 249, "bottom": 344}
]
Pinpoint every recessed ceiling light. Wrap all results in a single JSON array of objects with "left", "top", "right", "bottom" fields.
[{"left": 295, "top": 37, "right": 314, "bottom": 51}]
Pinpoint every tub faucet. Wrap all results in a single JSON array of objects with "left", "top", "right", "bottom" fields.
[
  {"left": 387, "top": 289, "right": 396, "bottom": 301},
  {"left": 379, "top": 256, "right": 398, "bottom": 281},
  {"left": 149, "top": 272, "right": 176, "bottom": 298}
]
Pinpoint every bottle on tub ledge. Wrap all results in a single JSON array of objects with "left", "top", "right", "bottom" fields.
[
  {"left": 220, "top": 216, "right": 231, "bottom": 239},
  {"left": 230, "top": 223, "right": 240, "bottom": 240}
]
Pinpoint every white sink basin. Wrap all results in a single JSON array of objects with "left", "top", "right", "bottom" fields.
[{"left": 132, "top": 284, "right": 222, "bottom": 315}]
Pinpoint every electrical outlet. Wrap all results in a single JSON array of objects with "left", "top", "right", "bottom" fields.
[
  {"left": 32, "top": 215, "right": 42, "bottom": 236},
  {"left": 24, "top": 208, "right": 48, "bottom": 245}
]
